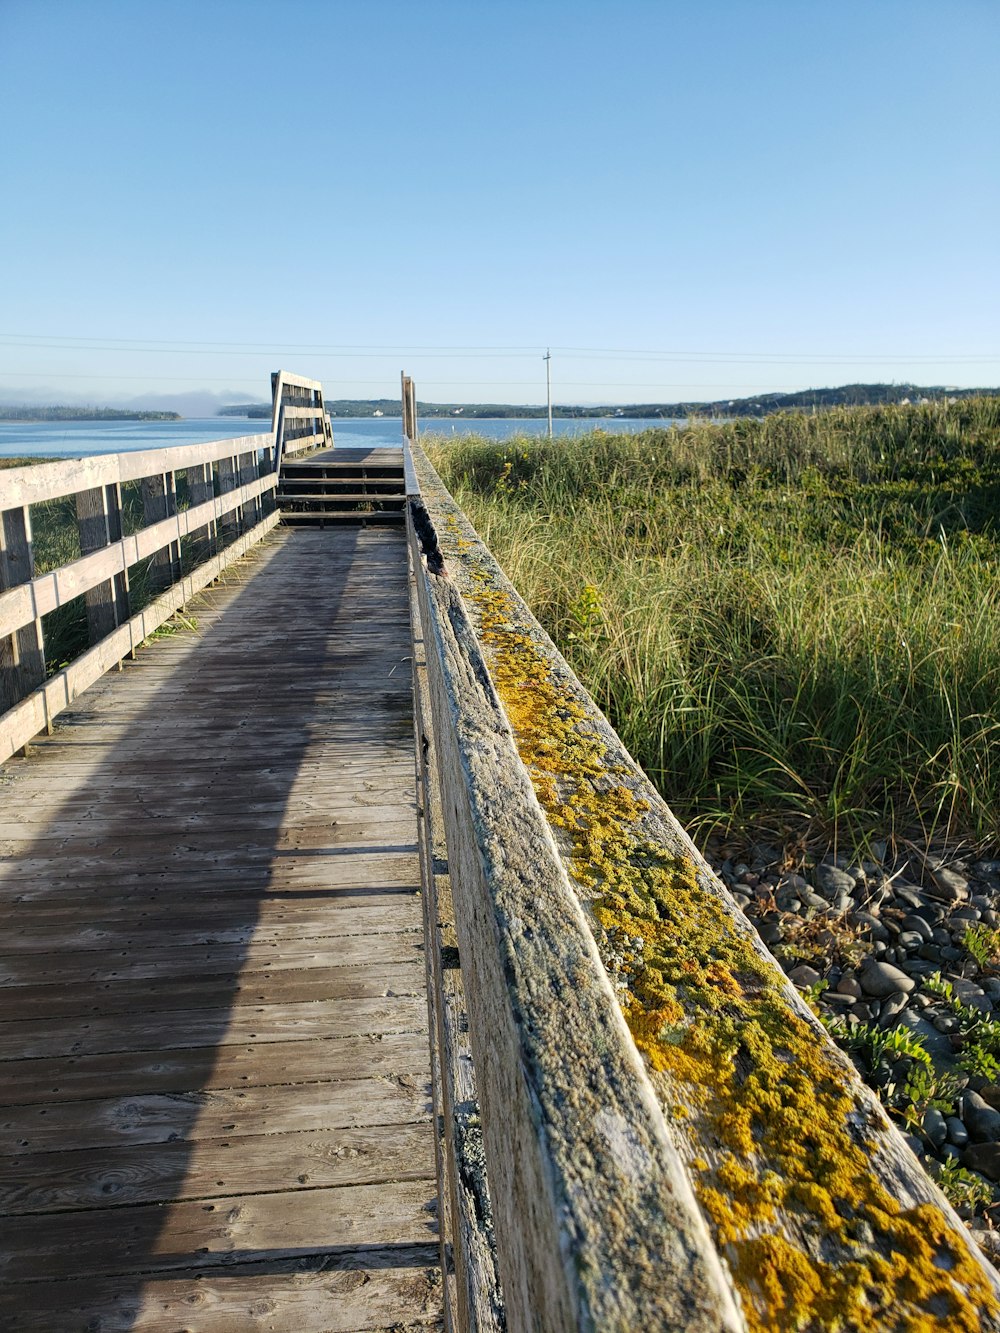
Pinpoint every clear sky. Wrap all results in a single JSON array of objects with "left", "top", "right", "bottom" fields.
[{"left": 1, "top": 0, "right": 997, "bottom": 411}]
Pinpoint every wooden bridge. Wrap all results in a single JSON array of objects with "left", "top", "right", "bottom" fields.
[{"left": 1, "top": 374, "right": 998, "bottom": 1333}]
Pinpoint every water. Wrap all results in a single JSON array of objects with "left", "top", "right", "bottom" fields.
[{"left": 0, "top": 414, "right": 676, "bottom": 460}]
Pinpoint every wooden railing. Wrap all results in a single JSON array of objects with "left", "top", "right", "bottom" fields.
[
  {"left": 0, "top": 431, "right": 281, "bottom": 763},
  {"left": 271, "top": 370, "right": 333, "bottom": 467},
  {"left": 401, "top": 404, "right": 1000, "bottom": 1330}
]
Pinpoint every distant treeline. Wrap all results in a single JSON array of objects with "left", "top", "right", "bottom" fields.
[
  {"left": 0, "top": 407, "right": 181, "bottom": 422},
  {"left": 218, "top": 383, "right": 1000, "bottom": 423}
]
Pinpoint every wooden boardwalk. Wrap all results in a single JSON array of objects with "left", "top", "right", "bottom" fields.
[{"left": 0, "top": 526, "right": 442, "bottom": 1331}]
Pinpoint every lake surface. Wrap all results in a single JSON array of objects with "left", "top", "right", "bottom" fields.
[{"left": 0, "top": 415, "right": 676, "bottom": 459}]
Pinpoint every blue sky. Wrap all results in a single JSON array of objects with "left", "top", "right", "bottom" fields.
[{"left": 1, "top": 0, "right": 997, "bottom": 410}]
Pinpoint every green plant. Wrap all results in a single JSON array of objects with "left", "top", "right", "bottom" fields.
[
  {"left": 957, "top": 1044, "right": 1000, "bottom": 1083},
  {"left": 965, "top": 923, "right": 1000, "bottom": 970},
  {"left": 935, "top": 1159, "right": 994, "bottom": 1213}
]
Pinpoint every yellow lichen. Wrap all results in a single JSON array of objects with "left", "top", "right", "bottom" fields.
[{"left": 427, "top": 486, "right": 1000, "bottom": 1333}]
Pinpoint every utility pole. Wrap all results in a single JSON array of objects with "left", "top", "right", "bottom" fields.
[{"left": 544, "top": 348, "right": 553, "bottom": 438}]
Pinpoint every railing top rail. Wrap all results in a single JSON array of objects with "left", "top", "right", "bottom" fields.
[
  {"left": 0, "top": 433, "right": 272, "bottom": 508},
  {"left": 273, "top": 371, "right": 323, "bottom": 392}
]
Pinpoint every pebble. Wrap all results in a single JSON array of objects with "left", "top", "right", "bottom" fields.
[
  {"left": 897, "top": 931, "right": 924, "bottom": 952},
  {"left": 933, "top": 1014, "right": 959, "bottom": 1034},
  {"left": 836, "top": 977, "right": 863, "bottom": 999},
  {"left": 858, "top": 958, "right": 916, "bottom": 998},
  {"left": 963, "top": 1142, "right": 1000, "bottom": 1181},
  {"left": 879, "top": 991, "right": 909, "bottom": 1026},
  {"left": 789, "top": 965, "right": 821, "bottom": 988},
  {"left": 900, "top": 914, "right": 933, "bottom": 941},
  {"left": 812, "top": 863, "right": 857, "bottom": 899},
  {"left": 961, "top": 1091, "right": 1000, "bottom": 1142},
  {"left": 922, "top": 1106, "right": 948, "bottom": 1148},
  {"left": 948, "top": 977, "right": 992, "bottom": 1013},
  {"left": 896, "top": 1010, "right": 955, "bottom": 1061},
  {"left": 982, "top": 978, "right": 1000, "bottom": 1003},
  {"left": 758, "top": 921, "right": 783, "bottom": 945},
  {"left": 946, "top": 1116, "right": 969, "bottom": 1148},
  {"left": 926, "top": 867, "right": 970, "bottom": 902},
  {"left": 848, "top": 911, "right": 889, "bottom": 943},
  {"left": 902, "top": 1133, "right": 924, "bottom": 1158}
]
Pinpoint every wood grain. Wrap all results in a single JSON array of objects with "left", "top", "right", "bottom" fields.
[{"left": 0, "top": 516, "right": 440, "bottom": 1329}]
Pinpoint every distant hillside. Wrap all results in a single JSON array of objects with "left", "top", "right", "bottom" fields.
[
  {"left": 0, "top": 406, "right": 182, "bottom": 422},
  {"left": 218, "top": 384, "right": 1000, "bottom": 423}
]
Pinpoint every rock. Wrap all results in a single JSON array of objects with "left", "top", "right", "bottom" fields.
[
  {"left": 824, "top": 993, "right": 856, "bottom": 1008},
  {"left": 780, "top": 873, "right": 811, "bottom": 893},
  {"left": 800, "top": 890, "right": 829, "bottom": 912},
  {"left": 831, "top": 888, "right": 853, "bottom": 915},
  {"left": 896, "top": 1010, "right": 956, "bottom": 1062},
  {"left": 978, "top": 1084, "right": 1000, "bottom": 1111},
  {"left": 933, "top": 1013, "right": 959, "bottom": 1034},
  {"left": 926, "top": 867, "right": 969, "bottom": 902},
  {"left": 813, "top": 863, "right": 856, "bottom": 900},
  {"left": 836, "top": 976, "right": 863, "bottom": 999},
  {"left": 900, "top": 959, "right": 937, "bottom": 979},
  {"left": 897, "top": 931, "right": 925, "bottom": 952},
  {"left": 940, "top": 946, "right": 964, "bottom": 964},
  {"left": 848, "top": 911, "right": 889, "bottom": 943},
  {"left": 923, "top": 1106, "right": 948, "bottom": 1149},
  {"left": 918, "top": 944, "right": 944, "bottom": 963},
  {"left": 901, "top": 914, "right": 933, "bottom": 942},
  {"left": 946, "top": 1116, "right": 969, "bottom": 1148},
  {"left": 871, "top": 840, "right": 888, "bottom": 863},
  {"left": 961, "top": 1091, "right": 1000, "bottom": 1142},
  {"left": 982, "top": 978, "right": 1000, "bottom": 1003},
  {"left": 789, "top": 965, "right": 822, "bottom": 988},
  {"left": 902, "top": 1133, "right": 924, "bottom": 1158},
  {"left": 893, "top": 884, "right": 927, "bottom": 911},
  {"left": 947, "top": 977, "right": 992, "bottom": 1013},
  {"left": 962, "top": 1142, "right": 1000, "bottom": 1181},
  {"left": 879, "top": 991, "right": 910, "bottom": 1026},
  {"left": 758, "top": 920, "right": 783, "bottom": 946},
  {"left": 858, "top": 958, "right": 916, "bottom": 998},
  {"left": 974, "top": 860, "right": 1000, "bottom": 876}
]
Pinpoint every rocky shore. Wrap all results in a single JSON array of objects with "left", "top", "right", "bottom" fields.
[{"left": 707, "top": 837, "right": 1000, "bottom": 1260}]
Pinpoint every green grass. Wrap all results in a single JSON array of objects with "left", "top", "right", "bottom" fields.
[{"left": 426, "top": 398, "right": 1000, "bottom": 853}]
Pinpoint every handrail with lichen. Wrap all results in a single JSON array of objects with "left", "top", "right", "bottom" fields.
[{"left": 406, "top": 437, "right": 1000, "bottom": 1333}]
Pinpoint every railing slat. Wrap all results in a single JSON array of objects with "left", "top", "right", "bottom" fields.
[{"left": 0, "top": 506, "right": 46, "bottom": 720}]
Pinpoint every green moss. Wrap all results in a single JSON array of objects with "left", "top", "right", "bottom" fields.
[{"left": 430, "top": 496, "right": 1000, "bottom": 1333}]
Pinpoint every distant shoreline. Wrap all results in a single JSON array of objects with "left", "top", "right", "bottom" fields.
[{"left": 0, "top": 409, "right": 182, "bottom": 423}]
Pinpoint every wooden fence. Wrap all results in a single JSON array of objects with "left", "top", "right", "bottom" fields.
[
  {"left": 0, "top": 432, "right": 281, "bottom": 764},
  {"left": 271, "top": 370, "right": 333, "bottom": 466}
]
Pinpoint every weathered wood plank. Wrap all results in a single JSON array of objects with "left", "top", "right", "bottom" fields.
[
  {"left": 0, "top": 1180, "right": 439, "bottom": 1281},
  {"left": 0, "top": 994, "right": 429, "bottom": 1059},
  {"left": 0, "top": 1031, "right": 433, "bottom": 1104},
  {"left": 0, "top": 1121, "right": 436, "bottom": 1213},
  {"left": 0, "top": 1259, "right": 443, "bottom": 1333}
]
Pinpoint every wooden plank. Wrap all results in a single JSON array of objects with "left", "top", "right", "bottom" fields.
[
  {"left": 0, "top": 1179, "right": 439, "bottom": 1281},
  {"left": 0, "top": 993, "right": 428, "bottom": 1059},
  {"left": 0, "top": 1261, "right": 443, "bottom": 1333},
  {"left": 0, "top": 1031, "right": 433, "bottom": 1104},
  {"left": 0, "top": 959, "right": 427, "bottom": 1020},
  {"left": 76, "top": 484, "right": 125, "bottom": 643},
  {"left": 0, "top": 1074, "right": 431, "bottom": 1154},
  {"left": 0, "top": 1120, "right": 436, "bottom": 1214}
]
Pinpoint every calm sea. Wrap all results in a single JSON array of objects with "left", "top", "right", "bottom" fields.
[{"left": 0, "top": 415, "right": 676, "bottom": 460}]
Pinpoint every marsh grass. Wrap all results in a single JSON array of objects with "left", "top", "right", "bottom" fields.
[{"left": 427, "top": 399, "right": 1000, "bottom": 852}]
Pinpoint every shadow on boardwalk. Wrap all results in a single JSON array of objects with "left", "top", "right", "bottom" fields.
[{"left": 0, "top": 527, "right": 441, "bottom": 1331}]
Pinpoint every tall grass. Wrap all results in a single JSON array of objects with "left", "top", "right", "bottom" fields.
[{"left": 426, "top": 400, "right": 1000, "bottom": 851}]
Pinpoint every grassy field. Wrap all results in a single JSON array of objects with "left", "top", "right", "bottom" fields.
[{"left": 426, "top": 398, "right": 1000, "bottom": 855}]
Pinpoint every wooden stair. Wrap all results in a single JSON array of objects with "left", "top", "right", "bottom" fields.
[{"left": 277, "top": 453, "right": 406, "bottom": 526}]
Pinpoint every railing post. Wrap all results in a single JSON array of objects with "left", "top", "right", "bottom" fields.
[
  {"left": 76, "top": 484, "right": 130, "bottom": 645},
  {"left": 140, "top": 470, "right": 181, "bottom": 590},
  {"left": 0, "top": 505, "right": 47, "bottom": 722},
  {"left": 186, "top": 462, "right": 217, "bottom": 562}
]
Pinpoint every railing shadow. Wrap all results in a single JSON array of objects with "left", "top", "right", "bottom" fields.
[{"left": 0, "top": 525, "right": 436, "bottom": 1328}]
